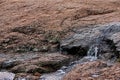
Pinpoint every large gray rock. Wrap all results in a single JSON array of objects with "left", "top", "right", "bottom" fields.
[
  {"left": 110, "top": 32, "right": 120, "bottom": 51},
  {"left": 0, "top": 72, "right": 15, "bottom": 80},
  {"left": 61, "top": 22, "right": 120, "bottom": 58}
]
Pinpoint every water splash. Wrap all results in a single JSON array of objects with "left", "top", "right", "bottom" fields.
[{"left": 85, "top": 45, "right": 99, "bottom": 61}]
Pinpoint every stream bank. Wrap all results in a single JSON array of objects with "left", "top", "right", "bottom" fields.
[
  {"left": 0, "top": 22, "right": 120, "bottom": 80},
  {"left": 0, "top": 52, "right": 72, "bottom": 80},
  {"left": 40, "top": 22, "right": 120, "bottom": 80}
]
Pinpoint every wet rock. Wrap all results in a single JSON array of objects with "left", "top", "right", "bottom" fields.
[
  {"left": 110, "top": 32, "right": 120, "bottom": 52},
  {"left": 0, "top": 72, "right": 15, "bottom": 80},
  {"left": 61, "top": 22, "right": 120, "bottom": 58},
  {"left": 0, "top": 58, "right": 6, "bottom": 67},
  {"left": 40, "top": 72, "right": 63, "bottom": 80},
  {"left": 1, "top": 60, "right": 22, "bottom": 69},
  {"left": 99, "top": 53, "right": 115, "bottom": 60}
]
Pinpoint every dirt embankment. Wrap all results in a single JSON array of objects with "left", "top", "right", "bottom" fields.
[{"left": 0, "top": 0, "right": 120, "bottom": 53}]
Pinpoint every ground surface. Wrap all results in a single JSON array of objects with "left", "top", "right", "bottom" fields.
[
  {"left": 0, "top": 0, "right": 120, "bottom": 80},
  {"left": 0, "top": 0, "right": 120, "bottom": 53},
  {"left": 64, "top": 60, "right": 120, "bottom": 80}
]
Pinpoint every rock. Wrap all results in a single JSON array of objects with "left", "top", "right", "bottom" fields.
[
  {"left": 25, "top": 65, "right": 50, "bottom": 73},
  {"left": 110, "top": 32, "right": 120, "bottom": 52},
  {"left": 10, "top": 53, "right": 71, "bottom": 73},
  {"left": 1, "top": 60, "right": 22, "bottom": 69},
  {"left": 11, "top": 64, "right": 47, "bottom": 73},
  {"left": 0, "top": 58, "right": 6, "bottom": 67},
  {"left": 99, "top": 53, "right": 115, "bottom": 60},
  {"left": 0, "top": 53, "right": 71, "bottom": 79},
  {"left": 0, "top": 72, "right": 15, "bottom": 80},
  {"left": 61, "top": 22, "right": 120, "bottom": 58}
]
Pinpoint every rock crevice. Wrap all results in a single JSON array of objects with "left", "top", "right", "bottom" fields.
[{"left": 61, "top": 22, "right": 120, "bottom": 60}]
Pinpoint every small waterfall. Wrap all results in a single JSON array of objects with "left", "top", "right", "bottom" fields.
[
  {"left": 40, "top": 45, "right": 99, "bottom": 80},
  {"left": 85, "top": 45, "right": 99, "bottom": 61}
]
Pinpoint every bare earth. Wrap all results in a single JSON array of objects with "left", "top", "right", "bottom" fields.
[
  {"left": 0, "top": 0, "right": 120, "bottom": 53},
  {"left": 0, "top": 0, "right": 120, "bottom": 80}
]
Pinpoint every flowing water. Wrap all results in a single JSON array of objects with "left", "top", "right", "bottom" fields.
[
  {"left": 87, "top": 45, "right": 98, "bottom": 61},
  {"left": 39, "top": 45, "right": 99, "bottom": 80}
]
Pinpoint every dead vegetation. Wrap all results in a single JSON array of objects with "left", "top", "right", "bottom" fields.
[{"left": 0, "top": 0, "right": 120, "bottom": 53}]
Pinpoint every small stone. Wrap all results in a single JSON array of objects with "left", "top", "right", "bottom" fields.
[{"left": 0, "top": 72, "right": 15, "bottom": 80}]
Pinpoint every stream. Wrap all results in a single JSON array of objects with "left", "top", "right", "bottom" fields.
[
  {"left": 0, "top": 23, "right": 118, "bottom": 80},
  {"left": 0, "top": 23, "right": 119, "bottom": 80},
  {"left": 40, "top": 45, "right": 101, "bottom": 80}
]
